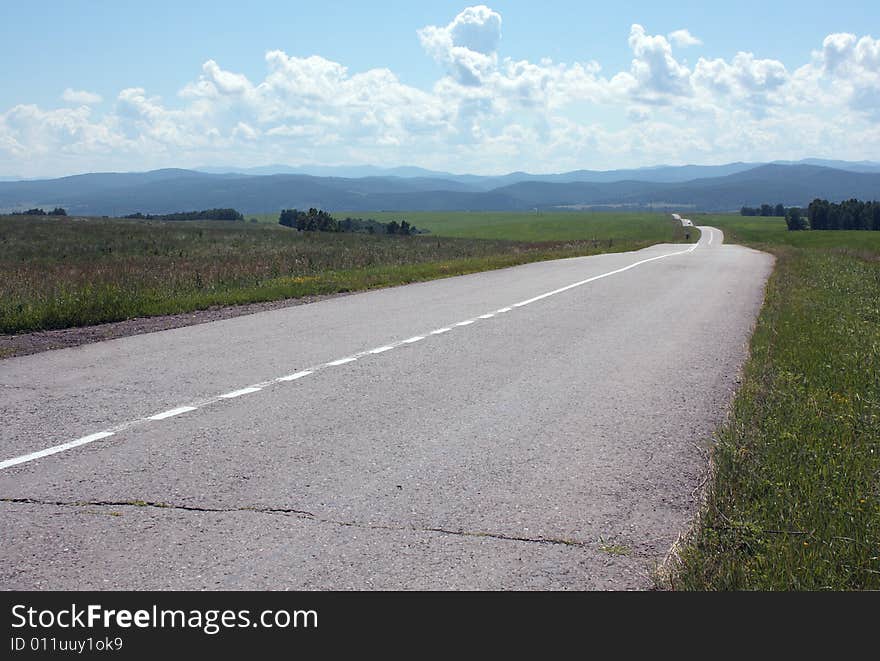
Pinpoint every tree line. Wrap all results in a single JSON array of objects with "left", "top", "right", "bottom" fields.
[
  {"left": 7, "top": 207, "right": 68, "bottom": 216},
  {"left": 278, "top": 208, "right": 424, "bottom": 235},
  {"left": 807, "top": 198, "right": 880, "bottom": 231},
  {"left": 740, "top": 203, "right": 789, "bottom": 217},
  {"left": 124, "top": 208, "right": 244, "bottom": 221},
  {"left": 742, "top": 199, "right": 880, "bottom": 231}
]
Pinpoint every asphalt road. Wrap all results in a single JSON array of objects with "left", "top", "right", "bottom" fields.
[{"left": 0, "top": 227, "right": 773, "bottom": 590}]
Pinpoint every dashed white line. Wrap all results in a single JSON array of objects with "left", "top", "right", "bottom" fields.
[
  {"left": 326, "top": 357, "right": 357, "bottom": 367},
  {"left": 1, "top": 239, "right": 707, "bottom": 471},
  {"left": 276, "top": 370, "right": 313, "bottom": 382},
  {"left": 512, "top": 244, "right": 698, "bottom": 309},
  {"left": 219, "top": 386, "right": 263, "bottom": 399},
  {"left": 148, "top": 406, "right": 197, "bottom": 421},
  {"left": 0, "top": 431, "right": 115, "bottom": 470}
]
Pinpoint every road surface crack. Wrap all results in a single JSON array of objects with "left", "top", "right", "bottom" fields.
[
  {"left": 331, "top": 519, "right": 589, "bottom": 548},
  {"left": 0, "top": 497, "right": 315, "bottom": 517},
  {"left": 2, "top": 497, "right": 588, "bottom": 549}
]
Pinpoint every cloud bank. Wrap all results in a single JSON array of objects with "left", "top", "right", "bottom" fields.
[{"left": 2, "top": 5, "right": 879, "bottom": 176}]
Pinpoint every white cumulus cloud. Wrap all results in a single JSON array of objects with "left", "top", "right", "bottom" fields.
[
  {"left": 61, "top": 88, "right": 103, "bottom": 105},
  {"left": 418, "top": 5, "right": 502, "bottom": 85},
  {"left": 622, "top": 24, "right": 693, "bottom": 101},
  {"left": 668, "top": 29, "right": 702, "bottom": 48},
  {"left": 2, "top": 8, "right": 880, "bottom": 177}
]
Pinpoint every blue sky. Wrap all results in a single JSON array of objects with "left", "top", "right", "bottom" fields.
[{"left": 1, "top": 2, "right": 878, "bottom": 176}]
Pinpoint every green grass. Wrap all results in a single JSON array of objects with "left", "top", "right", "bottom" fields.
[
  {"left": 0, "top": 212, "right": 692, "bottom": 334},
  {"left": 352, "top": 210, "right": 691, "bottom": 242},
  {"left": 672, "top": 214, "right": 880, "bottom": 590},
  {"left": 598, "top": 538, "right": 631, "bottom": 556},
  {"left": 254, "top": 210, "right": 700, "bottom": 242},
  {"left": 691, "top": 213, "right": 880, "bottom": 252}
]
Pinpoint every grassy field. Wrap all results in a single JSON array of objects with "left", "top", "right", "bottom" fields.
[
  {"left": 0, "top": 212, "right": 692, "bottom": 334},
  {"left": 252, "top": 209, "right": 696, "bottom": 242},
  {"left": 672, "top": 214, "right": 880, "bottom": 590},
  {"left": 347, "top": 211, "right": 690, "bottom": 242}
]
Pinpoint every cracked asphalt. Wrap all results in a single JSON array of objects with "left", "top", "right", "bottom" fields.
[{"left": 0, "top": 228, "right": 773, "bottom": 590}]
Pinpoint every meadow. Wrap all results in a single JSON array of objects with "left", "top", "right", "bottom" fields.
[
  {"left": 0, "top": 211, "right": 692, "bottom": 334},
  {"left": 672, "top": 214, "right": 880, "bottom": 590},
  {"left": 252, "top": 209, "right": 694, "bottom": 241},
  {"left": 339, "top": 210, "right": 687, "bottom": 242}
]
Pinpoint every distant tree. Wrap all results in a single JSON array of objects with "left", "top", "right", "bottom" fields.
[
  {"left": 760, "top": 204, "right": 773, "bottom": 217},
  {"left": 400, "top": 220, "right": 412, "bottom": 235},
  {"left": 315, "top": 209, "right": 337, "bottom": 232},
  {"left": 808, "top": 199, "right": 828, "bottom": 230},
  {"left": 279, "top": 209, "right": 300, "bottom": 228},
  {"left": 785, "top": 207, "right": 807, "bottom": 231},
  {"left": 23, "top": 208, "right": 46, "bottom": 216},
  {"left": 774, "top": 203, "right": 785, "bottom": 217},
  {"left": 279, "top": 208, "right": 340, "bottom": 232},
  {"left": 857, "top": 203, "right": 872, "bottom": 230},
  {"left": 386, "top": 220, "right": 400, "bottom": 235},
  {"left": 50, "top": 207, "right": 67, "bottom": 216}
]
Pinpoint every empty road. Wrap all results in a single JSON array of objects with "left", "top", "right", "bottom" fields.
[{"left": 1, "top": 227, "right": 772, "bottom": 589}]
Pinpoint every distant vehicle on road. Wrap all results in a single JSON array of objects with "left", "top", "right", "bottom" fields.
[{"left": 671, "top": 213, "right": 693, "bottom": 227}]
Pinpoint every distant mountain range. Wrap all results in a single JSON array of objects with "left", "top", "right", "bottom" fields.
[{"left": 1, "top": 160, "right": 879, "bottom": 216}]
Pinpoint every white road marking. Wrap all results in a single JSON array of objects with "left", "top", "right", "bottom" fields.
[
  {"left": 0, "top": 431, "right": 114, "bottom": 470},
  {"left": 0, "top": 238, "right": 708, "bottom": 471},
  {"left": 148, "top": 406, "right": 197, "bottom": 421},
  {"left": 511, "top": 243, "right": 697, "bottom": 308},
  {"left": 219, "top": 386, "right": 263, "bottom": 399},
  {"left": 326, "top": 357, "right": 357, "bottom": 366},
  {"left": 707, "top": 229, "right": 714, "bottom": 246},
  {"left": 276, "top": 370, "right": 313, "bottom": 382}
]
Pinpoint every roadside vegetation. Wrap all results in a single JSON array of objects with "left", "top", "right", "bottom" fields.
[
  {"left": 672, "top": 214, "right": 880, "bottom": 590},
  {"left": 0, "top": 212, "right": 693, "bottom": 334}
]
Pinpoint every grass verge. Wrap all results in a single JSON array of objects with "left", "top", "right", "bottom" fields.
[{"left": 671, "top": 215, "right": 880, "bottom": 590}]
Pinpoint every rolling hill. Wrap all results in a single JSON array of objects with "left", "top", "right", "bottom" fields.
[{"left": 1, "top": 162, "right": 878, "bottom": 215}]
